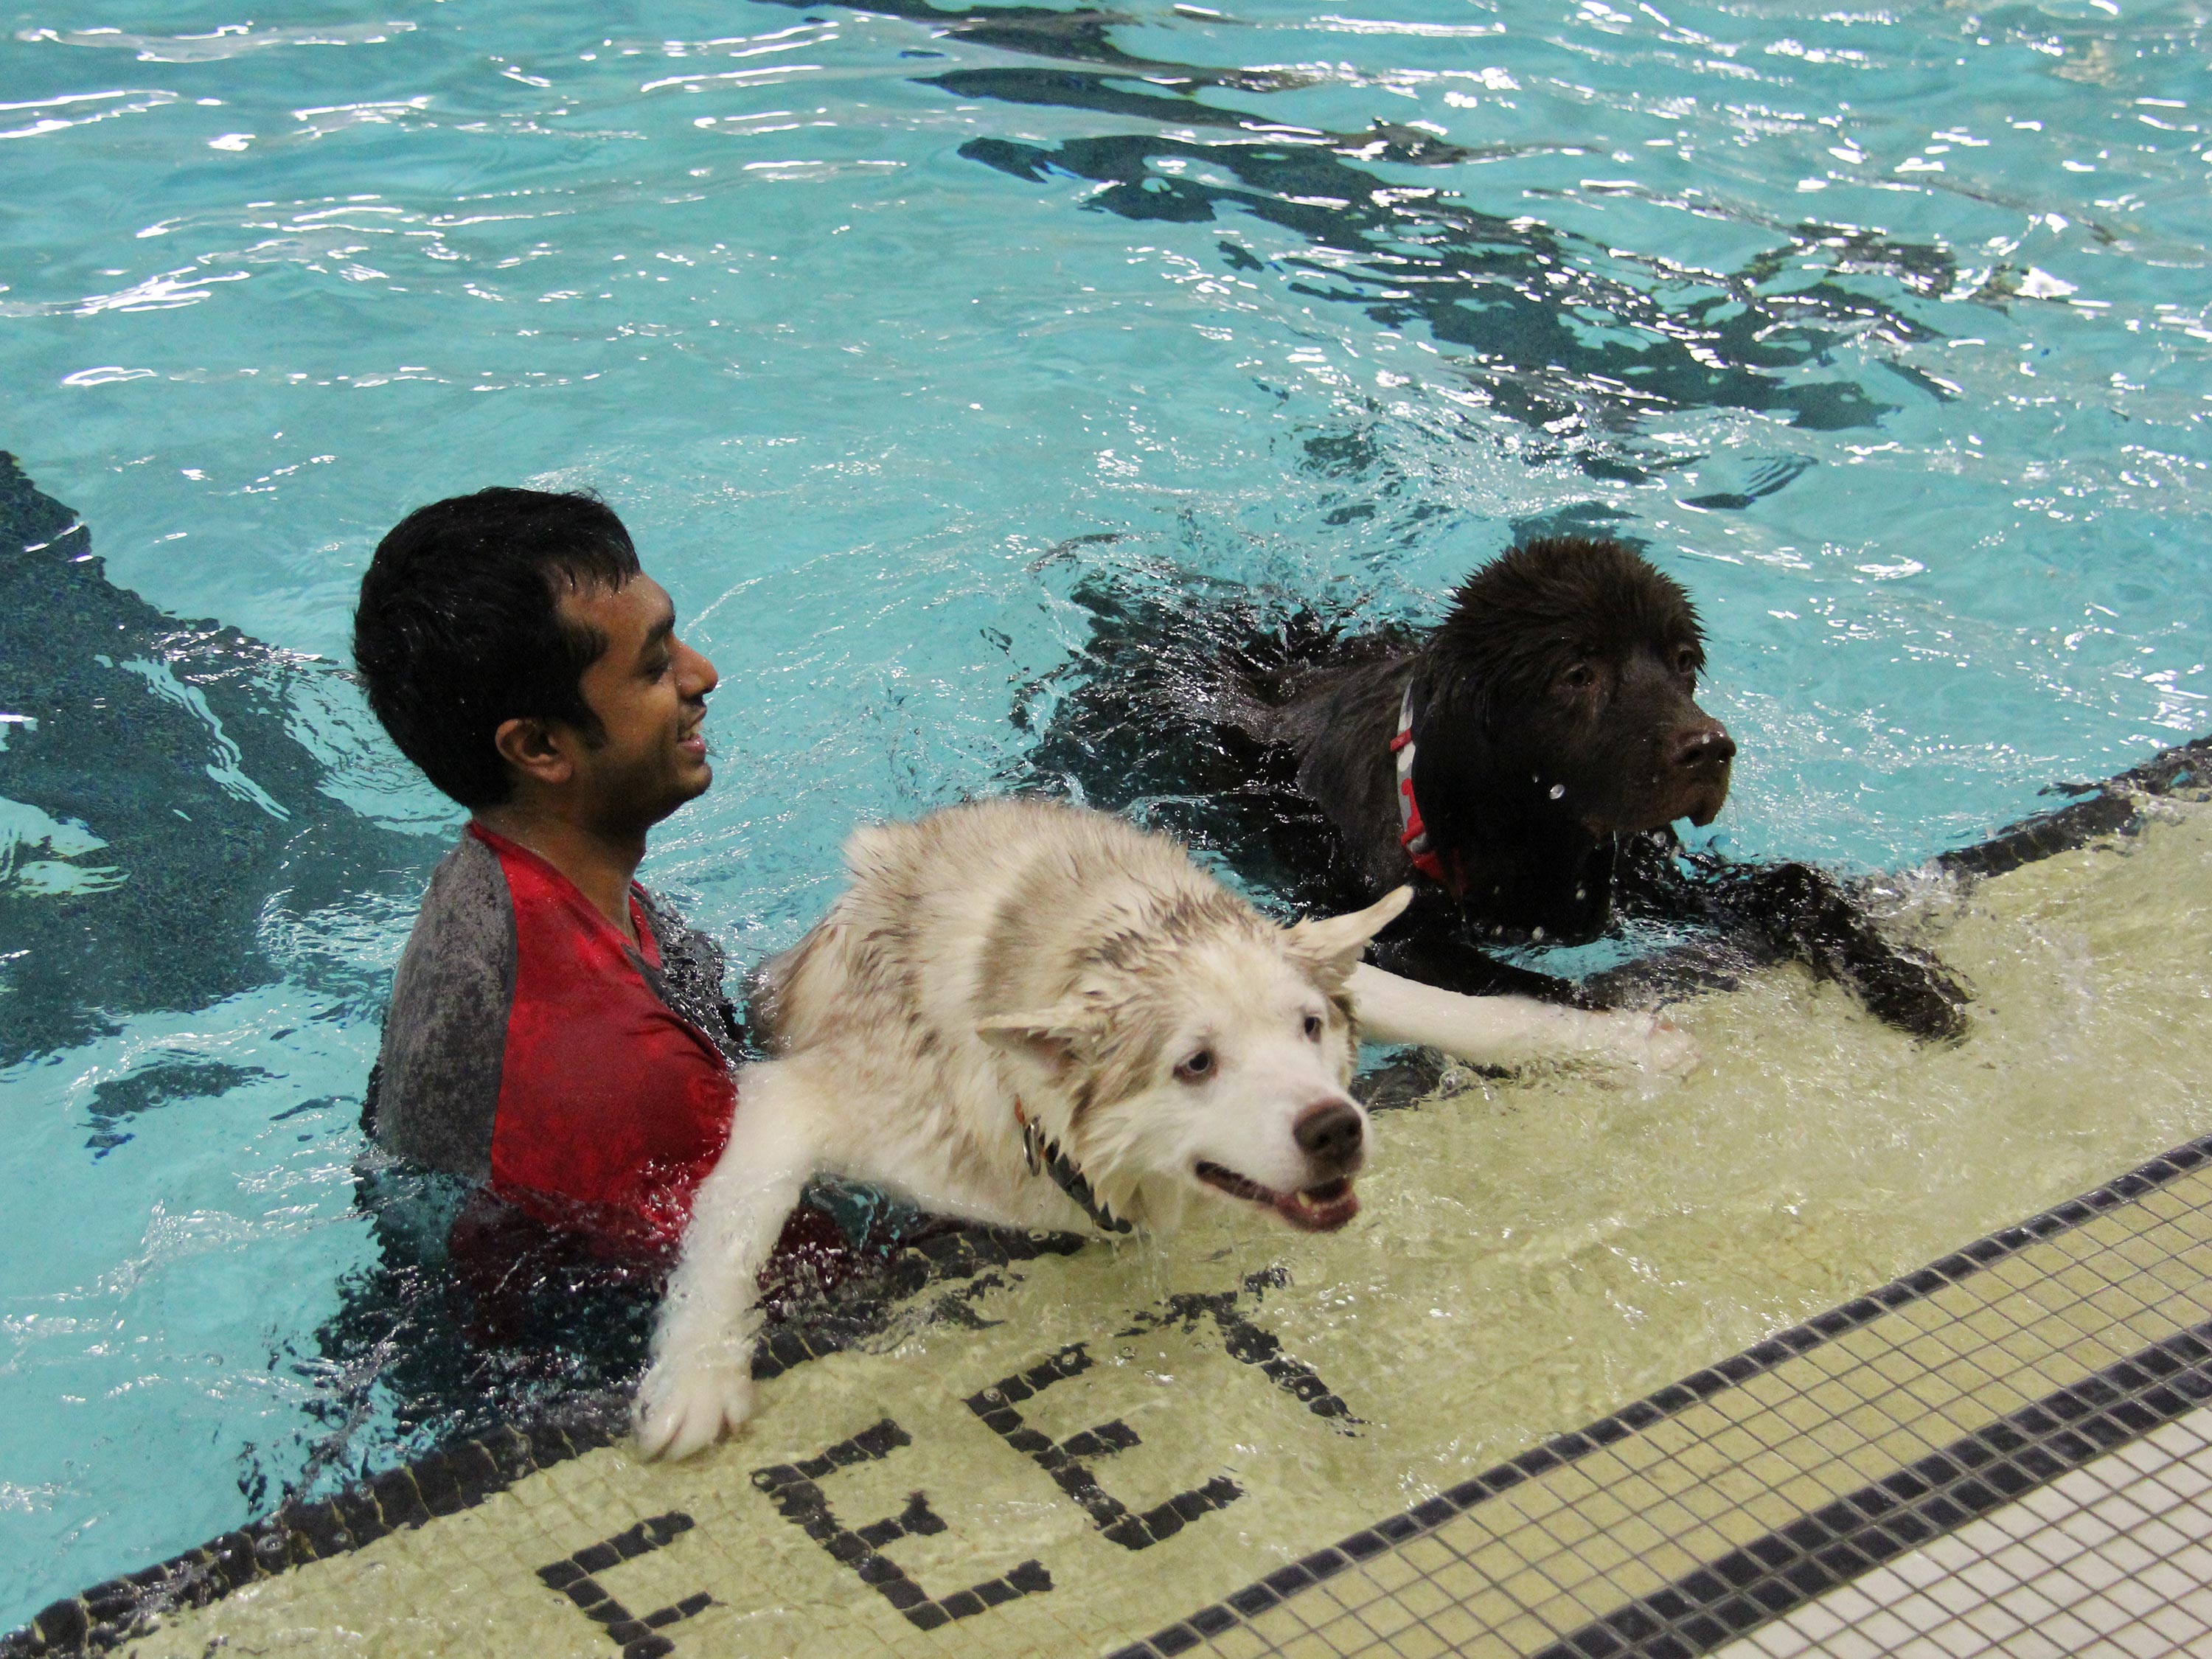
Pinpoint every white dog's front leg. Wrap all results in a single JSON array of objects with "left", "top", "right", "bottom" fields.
[
  {"left": 634, "top": 1061, "right": 821, "bottom": 1461},
  {"left": 1348, "top": 964, "right": 1700, "bottom": 1078}
]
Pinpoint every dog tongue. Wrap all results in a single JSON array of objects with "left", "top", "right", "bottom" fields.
[{"left": 1276, "top": 1178, "right": 1359, "bottom": 1233}]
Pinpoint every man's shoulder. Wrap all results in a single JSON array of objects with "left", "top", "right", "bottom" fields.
[
  {"left": 417, "top": 827, "right": 512, "bottom": 928},
  {"left": 372, "top": 830, "right": 516, "bottom": 1180}
]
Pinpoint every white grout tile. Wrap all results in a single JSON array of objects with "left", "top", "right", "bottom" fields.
[
  {"left": 1983, "top": 1502, "right": 2042, "bottom": 1543},
  {"left": 2017, "top": 1484, "right": 2081, "bottom": 1525},
  {"left": 2143, "top": 1467, "right": 2211, "bottom": 1515},
  {"left": 2099, "top": 1534, "right": 2160, "bottom": 1578},
  {"left": 2069, "top": 1590, "right": 2137, "bottom": 1636},
  {"left": 1918, "top": 1533, "right": 1983, "bottom": 1574},
  {"left": 2065, "top": 1458, "right": 2128, "bottom": 1498},
  {"left": 1956, "top": 1557, "right": 2020, "bottom": 1601},
  {"left": 2149, "top": 1416, "right": 2205, "bottom": 1459},
  {"left": 2063, "top": 1548, "right": 2128, "bottom": 1593},
  {"left": 1989, "top": 1579, "right": 2058, "bottom": 1627},
  {"left": 1851, "top": 1566, "right": 1913, "bottom": 1605},
  {"left": 1885, "top": 1590, "right": 1950, "bottom": 1631},
  {"left": 2087, "top": 1492, "right": 2154, "bottom": 1533},
  {"left": 2024, "top": 1565, "right": 2093, "bottom": 1614},
  {"left": 1820, "top": 1585, "right": 1880, "bottom": 1624},
  {"left": 1960, "top": 1596, "right": 2025, "bottom": 1640},
  {"left": 1919, "top": 1573, "right": 1985, "bottom": 1618},
  {"left": 1852, "top": 1607, "right": 1924, "bottom": 1650},
  {"left": 2109, "top": 1591, "right": 2183, "bottom": 1643},
  {"left": 2019, "top": 1526, "right": 2087, "bottom": 1571},
  {"left": 1986, "top": 1540, "right": 2049, "bottom": 1584},
  {"left": 2118, "top": 1475, "right": 2188, "bottom": 1524},
  {"left": 2144, "top": 1413, "right": 2212, "bottom": 1460},
  {"left": 1997, "top": 1629, "right": 2069, "bottom": 1659},
  {"left": 2129, "top": 1515, "right": 2191, "bottom": 1558},
  {"left": 1749, "top": 1621, "right": 1812, "bottom": 1658},
  {"left": 2058, "top": 1509, "right": 2121, "bottom": 1550},
  {"left": 1929, "top": 1620, "right": 1994, "bottom": 1659},
  {"left": 2036, "top": 1607, "right": 2106, "bottom": 1652},
  {"left": 1792, "top": 1599, "right": 1849, "bottom": 1643},
  {"left": 1813, "top": 1626, "right": 1882, "bottom": 1659},
  {"left": 2115, "top": 1439, "right": 2171, "bottom": 1477},
  {"left": 2135, "top": 1559, "right": 2200, "bottom": 1603},
  {"left": 2144, "top": 1600, "right": 2212, "bottom": 1645},
  {"left": 1955, "top": 1518, "right": 2011, "bottom": 1557},
  {"left": 1887, "top": 1548, "right": 1952, "bottom": 1590},
  {"left": 2177, "top": 1584, "right": 2212, "bottom": 1624}
]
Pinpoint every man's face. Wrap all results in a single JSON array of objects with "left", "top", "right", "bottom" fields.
[{"left": 559, "top": 574, "right": 720, "bottom": 832}]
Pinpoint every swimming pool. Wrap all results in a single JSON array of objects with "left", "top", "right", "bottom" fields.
[{"left": 1, "top": 0, "right": 2207, "bottom": 1635}]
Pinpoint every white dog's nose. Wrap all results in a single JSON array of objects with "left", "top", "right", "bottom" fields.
[{"left": 1294, "top": 1100, "right": 1365, "bottom": 1174}]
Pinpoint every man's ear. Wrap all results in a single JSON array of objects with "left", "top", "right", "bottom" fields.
[
  {"left": 1284, "top": 887, "right": 1413, "bottom": 987},
  {"left": 975, "top": 997, "right": 1108, "bottom": 1063},
  {"left": 493, "top": 715, "right": 574, "bottom": 788}
]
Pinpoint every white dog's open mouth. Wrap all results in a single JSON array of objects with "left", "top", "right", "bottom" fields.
[{"left": 1194, "top": 1162, "right": 1360, "bottom": 1232}]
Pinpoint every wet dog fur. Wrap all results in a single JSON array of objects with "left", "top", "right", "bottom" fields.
[
  {"left": 634, "top": 796, "right": 1691, "bottom": 1459},
  {"left": 1263, "top": 537, "right": 1734, "bottom": 933},
  {"left": 1025, "top": 535, "right": 1969, "bottom": 1040}
]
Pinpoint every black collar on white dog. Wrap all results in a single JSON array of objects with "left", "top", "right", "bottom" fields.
[{"left": 1015, "top": 1099, "right": 1133, "bottom": 1234}]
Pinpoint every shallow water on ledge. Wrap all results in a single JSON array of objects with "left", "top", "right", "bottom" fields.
[
  {"left": 111, "top": 799, "right": 2212, "bottom": 1658},
  {"left": 1, "top": 0, "right": 2209, "bottom": 1628}
]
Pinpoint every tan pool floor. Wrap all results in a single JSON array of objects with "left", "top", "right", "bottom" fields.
[{"left": 10, "top": 778, "right": 2212, "bottom": 1659}]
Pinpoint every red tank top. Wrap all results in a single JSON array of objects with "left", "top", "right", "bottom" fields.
[{"left": 473, "top": 824, "right": 736, "bottom": 1255}]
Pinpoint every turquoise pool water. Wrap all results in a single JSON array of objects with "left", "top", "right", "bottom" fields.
[{"left": 1, "top": 0, "right": 2207, "bottom": 1628}]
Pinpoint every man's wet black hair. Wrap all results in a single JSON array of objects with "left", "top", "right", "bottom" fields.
[{"left": 354, "top": 487, "right": 642, "bottom": 808}]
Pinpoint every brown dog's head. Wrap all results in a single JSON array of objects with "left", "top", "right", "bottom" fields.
[{"left": 1422, "top": 535, "right": 1733, "bottom": 835}]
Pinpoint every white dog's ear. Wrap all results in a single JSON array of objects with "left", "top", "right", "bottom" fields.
[
  {"left": 1284, "top": 887, "right": 1413, "bottom": 987},
  {"left": 975, "top": 999, "right": 1107, "bottom": 1060}
]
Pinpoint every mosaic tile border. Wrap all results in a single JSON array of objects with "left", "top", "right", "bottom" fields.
[
  {"left": 1107, "top": 1128, "right": 2212, "bottom": 1659},
  {"left": 1527, "top": 1318, "right": 2212, "bottom": 1659},
  {"left": 1934, "top": 731, "right": 2209, "bottom": 883},
  {"left": 1738, "top": 1400, "right": 2212, "bottom": 1657},
  {"left": 535, "top": 1509, "right": 717, "bottom": 1659},
  {"left": 0, "top": 1406, "right": 623, "bottom": 1659},
  {"left": 0, "top": 1223, "right": 1083, "bottom": 1659},
  {"left": 751, "top": 1416, "right": 1057, "bottom": 1633}
]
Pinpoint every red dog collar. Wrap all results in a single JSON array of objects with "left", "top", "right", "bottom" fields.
[{"left": 1391, "top": 682, "right": 1467, "bottom": 897}]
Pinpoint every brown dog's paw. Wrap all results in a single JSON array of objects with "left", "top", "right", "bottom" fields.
[{"left": 1853, "top": 948, "right": 1972, "bottom": 1045}]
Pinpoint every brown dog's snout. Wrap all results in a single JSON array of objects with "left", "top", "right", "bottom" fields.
[
  {"left": 1671, "top": 719, "right": 1736, "bottom": 776},
  {"left": 1294, "top": 1100, "right": 1365, "bottom": 1174}
]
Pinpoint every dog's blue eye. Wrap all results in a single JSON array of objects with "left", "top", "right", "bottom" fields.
[{"left": 1176, "top": 1048, "right": 1214, "bottom": 1082}]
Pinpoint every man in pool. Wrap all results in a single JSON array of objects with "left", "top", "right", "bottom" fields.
[{"left": 354, "top": 487, "right": 740, "bottom": 1259}]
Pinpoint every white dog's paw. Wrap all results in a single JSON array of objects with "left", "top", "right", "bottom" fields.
[
  {"left": 633, "top": 1359, "right": 755, "bottom": 1461},
  {"left": 1596, "top": 1012, "right": 1701, "bottom": 1080},
  {"left": 1642, "top": 1018, "right": 1702, "bottom": 1078},
  {"left": 1629, "top": 1015, "right": 1702, "bottom": 1079}
]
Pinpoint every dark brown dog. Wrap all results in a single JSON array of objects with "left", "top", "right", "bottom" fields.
[
  {"left": 1265, "top": 538, "right": 1731, "bottom": 928},
  {"left": 1023, "top": 534, "right": 1969, "bottom": 1040}
]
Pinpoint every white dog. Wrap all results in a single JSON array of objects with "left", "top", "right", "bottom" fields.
[{"left": 635, "top": 798, "right": 1691, "bottom": 1460}]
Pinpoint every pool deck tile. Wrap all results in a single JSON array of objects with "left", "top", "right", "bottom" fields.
[{"left": 1127, "top": 1133, "right": 2212, "bottom": 1659}]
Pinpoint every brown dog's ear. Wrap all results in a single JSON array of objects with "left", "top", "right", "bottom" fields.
[
  {"left": 975, "top": 998, "right": 1108, "bottom": 1062},
  {"left": 1284, "top": 887, "right": 1412, "bottom": 988}
]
